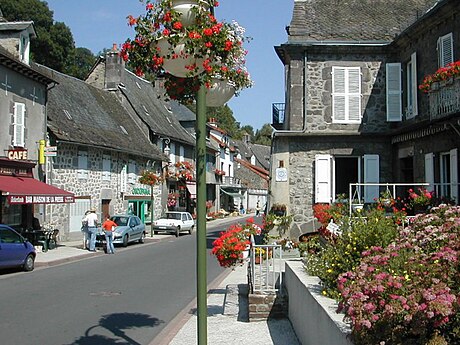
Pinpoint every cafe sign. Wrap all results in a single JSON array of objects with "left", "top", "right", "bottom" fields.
[
  {"left": 8, "top": 149, "right": 28, "bottom": 160},
  {"left": 8, "top": 195, "right": 75, "bottom": 205}
]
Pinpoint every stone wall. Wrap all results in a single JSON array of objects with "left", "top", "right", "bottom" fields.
[
  {"left": 47, "top": 142, "right": 163, "bottom": 240},
  {"left": 248, "top": 290, "right": 288, "bottom": 322}
]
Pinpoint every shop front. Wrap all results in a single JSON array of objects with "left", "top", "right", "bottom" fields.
[
  {"left": 0, "top": 158, "right": 74, "bottom": 232},
  {"left": 125, "top": 187, "right": 153, "bottom": 224}
]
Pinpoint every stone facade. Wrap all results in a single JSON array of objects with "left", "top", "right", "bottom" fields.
[
  {"left": 270, "top": 0, "right": 460, "bottom": 239},
  {"left": 47, "top": 142, "right": 163, "bottom": 241}
]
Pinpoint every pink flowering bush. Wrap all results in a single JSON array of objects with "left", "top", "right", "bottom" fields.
[{"left": 338, "top": 204, "right": 460, "bottom": 344}]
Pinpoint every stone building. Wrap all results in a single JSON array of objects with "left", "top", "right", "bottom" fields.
[{"left": 271, "top": 0, "right": 459, "bottom": 239}]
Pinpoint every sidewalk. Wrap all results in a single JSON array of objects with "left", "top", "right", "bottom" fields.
[{"left": 33, "top": 214, "right": 301, "bottom": 344}]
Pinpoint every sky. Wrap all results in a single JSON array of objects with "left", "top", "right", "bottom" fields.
[{"left": 44, "top": 0, "right": 294, "bottom": 131}]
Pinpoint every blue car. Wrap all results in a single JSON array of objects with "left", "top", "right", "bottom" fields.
[{"left": 0, "top": 224, "right": 36, "bottom": 271}]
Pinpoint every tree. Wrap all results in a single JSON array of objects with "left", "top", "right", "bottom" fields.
[
  {"left": 66, "top": 48, "right": 97, "bottom": 80},
  {"left": 206, "top": 105, "right": 240, "bottom": 137},
  {"left": 254, "top": 123, "right": 273, "bottom": 145},
  {"left": 1, "top": 0, "right": 77, "bottom": 75}
]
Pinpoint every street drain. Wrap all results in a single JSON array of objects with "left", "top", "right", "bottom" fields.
[{"left": 90, "top": 291, "right": 122, "bottom": 297}]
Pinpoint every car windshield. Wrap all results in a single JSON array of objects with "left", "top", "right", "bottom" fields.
[
  {"left": 112, "top": 216, "right": 128, "bottom": 226},
  {"left": 166, "top": 213, "right": 181, "bottom": 220}
]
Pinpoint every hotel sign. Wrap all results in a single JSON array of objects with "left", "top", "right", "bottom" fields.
[
  {"left": 8, "top": 195, "right": 75, "bottom": 205},
  {"left": 7, "top": 149, "right": 28, "bottom": 160}
]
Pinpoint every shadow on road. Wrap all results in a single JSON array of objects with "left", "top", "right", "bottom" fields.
[{"left": 66, "top": 312, "right": 164, "bottom": 345}]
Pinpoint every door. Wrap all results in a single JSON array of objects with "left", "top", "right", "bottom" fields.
[{"left": 69, "top": 199, "right": 91, "bottom": 233}]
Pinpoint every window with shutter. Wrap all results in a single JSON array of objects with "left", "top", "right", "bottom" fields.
[
  {"left": 386, "top": 63, "right": 402, "bottom": 122},
  {"left": 450, "top": 148, "right": 458, "bottom": 203},
  {"left": 102, "top": 155, "right": 111, "bottom": 181},
  {"left": 77, "top": 151, "right": 88, "bottom": 179},
  {"left": 332, "top": 67, "right": 361, "bottom": 123},
  {"left": 128, "top": 160, "right": 136, "bottom": 184},
  {"left": 438, "top": 33, "right": 453, "bottom": 67},
  {"left": 13, "top": 102, "right": 25, "bottom": 147},
  {"left": 406, "top": 53, "right": 418, "bottom": 118},
  {"left": 425, "top": 153, "right": 434, "bottom": 191}
]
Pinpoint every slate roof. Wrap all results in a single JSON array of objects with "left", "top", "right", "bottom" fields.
[
  {"left": 119, "top": 71, "right": 195, "bottom": 146},
  {"left": 34, "top": 64, "right": 165, "bottom": 160},
  {"left": 288, "top": 0, "right": 439, "bottom": 43},
  {"left": 235, "top": 140, "right": 271, "bottom": 171}
]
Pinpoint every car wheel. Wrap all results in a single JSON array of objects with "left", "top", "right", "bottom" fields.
[
  {"left": 23, "top": 254, "right": 35, "bottom": 272},
  {"left": 138, "top": 232, "right": 145, "bottom": 243},
  {"left": 175, "top": 226, "right": 180, "bottom": 237},
  {"left": 188, "top": 225, "right": 194, "bottom": 235},
  {"left": 154, "top": 231, "right": 158, "bottom": 235},
  {"left": 123, "top": 234, "right": 129, "bottom": 247}
]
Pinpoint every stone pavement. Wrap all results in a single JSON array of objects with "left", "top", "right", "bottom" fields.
[{"left": 33, "top": 215, "right": 301, "bottom": 344}]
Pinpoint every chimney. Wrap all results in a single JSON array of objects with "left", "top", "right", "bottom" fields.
[{"left": 104, "top": 43, "right": 125, "bottom": 90}]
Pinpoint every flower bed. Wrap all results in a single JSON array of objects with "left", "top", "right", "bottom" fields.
[{"left": 306, "top": 204, "right": 460, "bottom": 344}]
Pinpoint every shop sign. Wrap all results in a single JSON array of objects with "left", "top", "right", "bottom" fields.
[
  {"left": 8, "top": 195, "right": 75, "bottom": 205},
  {"left": 132, "top": 188, "right": 150, "bottom": 195},
  {"left": 7, "top": 149, "right": 28, "bottom": 160}
]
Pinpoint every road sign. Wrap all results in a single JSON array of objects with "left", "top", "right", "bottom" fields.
[
  {"left": 44, "top": 151, "right": 57, "bottom": 157},
  {"left": 45, "top": 146, "right": 57, "bottom": 151}
]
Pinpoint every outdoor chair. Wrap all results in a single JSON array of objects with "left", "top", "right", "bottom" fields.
[{"left": 48, "top": 229, "right": 59, "bottom": 249}]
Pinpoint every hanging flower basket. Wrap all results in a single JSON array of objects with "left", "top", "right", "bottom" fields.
[
  {"left": 171, "top": 0, "right": 203, "bottom": 27},
  {"left": 206, "top": 78, "right": 236, "bottom": 107},
  {"left": 156, "top": 37, "right": 205, "bottom": 78}
]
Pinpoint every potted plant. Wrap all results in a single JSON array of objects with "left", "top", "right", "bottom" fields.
[
  {"left": 211, "top": 218, "right": 261, "bottom": 268},
  {"left": 121, "top": 0, "right": 253, "bottom": 105},
  {"left": 407, "top": 187, "right": 434, "bottom": 214}
]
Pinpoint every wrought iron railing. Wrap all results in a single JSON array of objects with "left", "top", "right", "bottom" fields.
[{"left": 429, "top": 78, "right": 460, "bottom": 121}]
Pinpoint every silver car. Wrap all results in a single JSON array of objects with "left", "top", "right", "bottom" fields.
[
  {"left": 96, "top": 215, "right": 146, "bottom": 247},
  {"left": 152, "top": 211, "right": 195, "bottom": 237}
]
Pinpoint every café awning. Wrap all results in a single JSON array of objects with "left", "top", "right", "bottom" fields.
[{"left": 0, "top": 176, "right": 75, "bottom": 204}]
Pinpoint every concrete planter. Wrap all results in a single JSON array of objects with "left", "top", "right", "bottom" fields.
[{"left": 285, "top": 260, "right": 353, "bottom": 345}]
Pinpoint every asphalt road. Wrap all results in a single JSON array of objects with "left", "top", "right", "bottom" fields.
[{"left": 0, "top": 218, "right": 247, "bottom": 345}]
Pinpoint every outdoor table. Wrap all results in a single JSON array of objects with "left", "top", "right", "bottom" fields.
[{"left": 23, "top": 230, "right": 52, "bottom": 251}]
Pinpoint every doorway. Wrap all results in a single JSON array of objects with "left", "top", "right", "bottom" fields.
[{"left": 334, "top": 157, "right": 360, "bottom": 197}]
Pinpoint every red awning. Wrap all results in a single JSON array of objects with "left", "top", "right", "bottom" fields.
[{"left": 0, "top": 176, "right": 75, "bottom": 204}]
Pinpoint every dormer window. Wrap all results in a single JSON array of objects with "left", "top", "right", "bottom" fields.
[{"left": 19, "top": 33, "right": 30, "bottom": 64}]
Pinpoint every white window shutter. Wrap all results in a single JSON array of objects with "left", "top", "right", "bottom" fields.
[
  {"left": 364, "top": 155, "right": 379, "bottom": 203},
  {"left": 315, "top": 154, "right": 332, "bottom": 203},
  {"left": 332, "top": 67, "right": 346, "bottom": 122},
  {"left": 78, "top": 151, "right": 88, "bottom": 179},
  {"left": 450, "top": 148, "right": 458, "bottom": 203},
  {"left": 170, "top": 142, "right": 176, "bottom": 164},
  {"left": 438, "top": 33, "right": 453, "bottom": 67},
  {"left": 348, "top": 68, "right": 361, "bottom": 122},
  {"left": 410, "top": 53, "right": 418, "bottom": 117},
  {"left": 424, "top": 153, "right": 434, "bottom": 191},
  {"left": 386, "top": 63, "right": 402, "bottom": 122},
  {"left": 13, "top": 103, "right": 25, "bottom": 147}
]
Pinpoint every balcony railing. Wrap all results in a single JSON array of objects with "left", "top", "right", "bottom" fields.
[
  {"left": 429, "top": 78, "right": 460, "bottom": 121},
  {"left": 222, "top": 176, "right": 241, "bottom": 186},
  {"left": 272, "top": 103, "right": 285, "bottom": 130}
]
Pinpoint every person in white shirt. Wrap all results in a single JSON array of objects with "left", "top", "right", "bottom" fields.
[{"left": 83, "top": 209, "right": 99, "bottom": 251}]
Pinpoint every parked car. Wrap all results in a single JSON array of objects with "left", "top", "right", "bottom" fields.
[
  {"left": 96, "top": 215, "right": 146, "bottom": 247},
  {"left": 0, "top": 224, "right": 36, "bottom": 271},
  {"left": 152, "top": 211, "right": 195, "bottom": 237}
]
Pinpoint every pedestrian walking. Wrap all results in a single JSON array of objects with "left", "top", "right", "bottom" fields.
[
  {"left": 83, "top": 208, "right": 98, "bottom": 252},
  {"left": 255, "top": 201, "right": 261, "bottom": 217},
  {"left": 102, "top": 215, "right": 117, "bottom": 254}
]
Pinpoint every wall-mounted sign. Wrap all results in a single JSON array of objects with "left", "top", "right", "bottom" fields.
[
  {"left": 7, "top": 149, "right": 28, "bottom": 160},
  {"left": 132, "top": 188, "right": 150, "bottom": 195},
  {"left": 8, "top": 195, "right": 75, "bottom": 205},
  {"left": 275, "top": 167, "right": 288, "bottom": 182}
]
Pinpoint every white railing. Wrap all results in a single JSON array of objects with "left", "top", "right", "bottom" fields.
[
  {"left": 348, "top": 182, "right": 430, "bottom": 216},
  {"left": 429, "top": 78, "right": 460, "bottom": 121},
  {"left": 248, "top": 235, "right": 283, "bottom": 293}
]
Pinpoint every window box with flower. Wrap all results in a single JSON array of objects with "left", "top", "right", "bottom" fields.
[{"left": 419, "top": 60, "right": 460, "bottom": 93}]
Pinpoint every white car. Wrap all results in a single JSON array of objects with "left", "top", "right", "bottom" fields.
[{"left": 152, "top": 211, "right": 195, "bottom": 237}]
